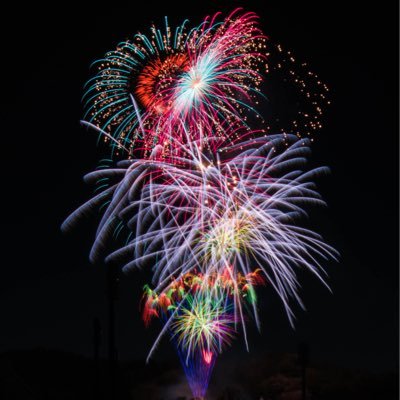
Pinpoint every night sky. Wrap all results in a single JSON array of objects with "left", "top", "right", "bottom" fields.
[{"left": 2, "top": 0, "right": 398, "bottom": 380}]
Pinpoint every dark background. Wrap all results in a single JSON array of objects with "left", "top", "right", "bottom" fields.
[{"left": 1, "top": 0, "right": 398, "bottom": 398}]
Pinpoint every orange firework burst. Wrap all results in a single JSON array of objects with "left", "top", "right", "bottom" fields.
[{"left": 135, "top": 53, "right": 189, "bottom": 113}]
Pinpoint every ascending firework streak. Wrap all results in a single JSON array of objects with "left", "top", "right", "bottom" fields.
[{"left": 63, "top": 8, "right": 337, "bottom": 399}]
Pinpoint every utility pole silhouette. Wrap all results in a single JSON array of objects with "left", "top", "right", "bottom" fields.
[
  {"left": 93, "top": 317, "right": 102, "bottom": 400},
  {"left": 297, "top": 341, "right": 309, "bottom": 400},
  {"left": 107, "top": 263, "right": 119, "bottom": 399}
]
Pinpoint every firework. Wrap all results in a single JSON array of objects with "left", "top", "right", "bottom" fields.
[
  {"left": 82, "top": 9, "right": 267, "bottom": 159},
  {"left": 142, "top": 267, "right": 265, "bottom": 352},
  {"left": 64, "top": 9, "right": 336, "bottom": 399},
  {"left": 171, "top": 291, "right": 233, "bottom": 398},
  {"left": 63, "top": 134, "right": 337, "bottom": 348},
  {"left": 142, "top": 267, "right": 261, "bottom": 398},
  {"left": 142, "top": 269, "right": 246, "bottom": 398},
  {"left": 142, "top": 267, "right": 264, "bottom": 325}
]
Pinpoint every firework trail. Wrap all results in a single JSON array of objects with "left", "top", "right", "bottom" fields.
[{"left": 64, "top": 8, "right": 336, "bottom": 398}]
